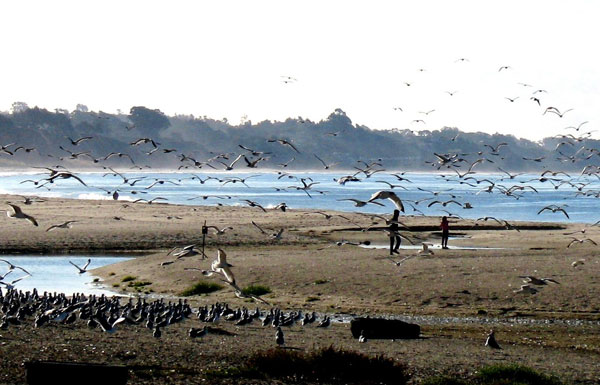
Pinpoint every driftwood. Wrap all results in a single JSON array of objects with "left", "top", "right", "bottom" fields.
[
  {"left": 350, "top": 317, "right": 420, "bottom": 339},
  {"left": 25, "top": 361, "right": 128, "bottom": 385}
]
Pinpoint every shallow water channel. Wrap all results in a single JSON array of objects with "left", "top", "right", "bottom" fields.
[{"left": 0, "top": 255, "right": 132, "bottom": 295}]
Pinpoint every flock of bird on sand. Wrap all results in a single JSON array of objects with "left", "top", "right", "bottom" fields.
[{"left": 1, "top": 60, "right": 599, "bottom": 347}]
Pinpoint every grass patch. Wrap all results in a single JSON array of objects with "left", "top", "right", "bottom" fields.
[
  {"left": 241, "top": 285, "right": 271, "bottom": 296},
  {"left": 422, "top": 364, "right": 563, "bottom": 385},
  {"left": 314, "top": 279, "right": 329, "bottom": 285},
  {"left": 128, "top": 280, "right": 152, "bottom": 288},
  {"left": 476, "top": 363, "right": 563, "bottom": 385},
  {"left": 213, "top": 346, "right": 409, "bottom": 384},
  {"left": 306, "top": 296, "right": 320, "bottom": 302},
  {"left": 112, "top": 283, "right": 120, "bottom": 288},
  {"left": 121, "top": 275, "right": 136, "bottom": 282},
  {"left": 109, "top": 272, "right": 115, "bottom": 276},
  {"left": 180, "top": 281, "right": 223, "bottom": 296},
  {"left": 92, "top": 278, "right": 100, "bottom": 283}
]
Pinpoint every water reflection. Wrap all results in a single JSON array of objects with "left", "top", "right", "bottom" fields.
[{"left": 0, "top": 256, "right": 132, "bottom": 295}]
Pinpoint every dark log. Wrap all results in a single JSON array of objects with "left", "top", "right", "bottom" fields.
[
  {"left": 25, "top": 361, "right": 128, "bottom": 385},
  {"left": 350, "top": 317, "right": 420, "bottom": 339}
]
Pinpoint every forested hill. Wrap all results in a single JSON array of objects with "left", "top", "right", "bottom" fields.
[{"left": 0, "top": 104, "right": 597, "bottom": 173}]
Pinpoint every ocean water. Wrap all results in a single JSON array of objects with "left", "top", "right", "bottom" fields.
[{"left": 1, "top": 170, "right": 598, "bottom": 223}]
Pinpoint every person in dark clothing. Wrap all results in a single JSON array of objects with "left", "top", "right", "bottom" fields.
[
  {"left": 389, "top": 209, "right": 401, "bottom": 255},
  {"left": 440, "top": 216, "right": 450, "bottom": 249}
]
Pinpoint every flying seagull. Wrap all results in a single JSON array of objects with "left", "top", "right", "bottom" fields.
[
  {"left": 69, "top": 258, "right": 91, "bottom": 274},
  {"left": 367, "top": 191, "right": 405, "bottom": 212},
  {"left": 6, "top": 204, "right": 38, "bottom": 226}
]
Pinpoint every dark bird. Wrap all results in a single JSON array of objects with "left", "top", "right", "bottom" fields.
[
  {"left": 67, "top": 136, "right": 93, "bottom": 146},
  {"left": 46, "top": 221, "right": 78, "bottom": 232},
  {"left": 267, "top": 139, "right": 300, "bottom": 153},
  {"left": 69, "top": 259, "right": 91, "bottom": 274},
  {"left": 6, "top": 204, "right": 38, "bottom": 226},
  {"left": 485, "top": 330, "right": 501, "bottom": 349}
]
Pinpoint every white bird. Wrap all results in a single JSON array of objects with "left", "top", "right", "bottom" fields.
[
  {"left": 69, "top": 259, "right": 91, "bottom": 274},
  {"left": 572, "top": 259, "right": 585, "bottom": 267},
  {"left": 367, "top": 190, "right": 405, "bottom": 212},
  {"left": 198, "top": 249, "right": 269, "bottom": 304},
  {"left": 6, "top": 204, "right": 38, "bottom": 226}
]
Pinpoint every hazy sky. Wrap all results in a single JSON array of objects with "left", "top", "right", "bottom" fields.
[{"left": 1, "top": 1, "right": 598, "bottom": 140}]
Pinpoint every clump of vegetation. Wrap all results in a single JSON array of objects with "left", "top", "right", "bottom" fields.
[
  {"left": 112, "top": 283, "right": 120, "bottom": 288},
  {"left": 241, "top": 285, "right": 271, "bottom": 296},
  {"left": 422, "top": 364, "right": 563, "bottom": 385},
  {"left": 109, "top": 272, "right": 116, "bottom": 276},
  {"left": 476, "top": 363, "right": 563, "bottom": 385},
  {"left": 92, "top": 278, "right": 100, "bottom": 283},
  {"left": 209, "top": 346, "right": 409, "bottom": 384},
  {"left": 180, "top": 281, "right": 223, "bottom": 296},
  {"left": 314, "top": 279, "right": 329, "bottom": 285},
  {"left": 121, "top": 275, "right": 136, "bottom": 282},
  {"left": 306, "top": 296, "right": 320, "bottom": 302},
  {"left": 128, "top": 280, "right": 151, "bottom": 288}
]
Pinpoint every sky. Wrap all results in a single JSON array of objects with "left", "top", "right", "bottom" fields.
[{"left": 1, "top": 0, "right": 598, "bottom": 140}]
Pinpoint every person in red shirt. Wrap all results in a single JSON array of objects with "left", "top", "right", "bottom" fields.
[{"left": 440, "top": 216, "right": 450, "bottom": 249}]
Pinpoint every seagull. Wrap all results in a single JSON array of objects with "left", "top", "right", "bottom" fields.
[
  {"left": 93, "top": 313, "right": 127, "bottom": 333},
  {"left": 69, "top": 259, "right": 91, "bottom": 274},
  {"left": 199, "top": 249, "right": 269, "bottom": 304},
  {"left": 367, "top": 191, "right": 405, "bottom": 212},
  {"left": 418, "top": 243, "right": 434, "bottom": 255},
  {"left": 46, "top": 220, "right": 78, "bottom": 232},
  {"left": 0, "top": 259, "right": 32, "bottom": 275},
  {"left": 519, "top": 276, "right": 560, "bottom": 285},
  {"left": 572, "top": 259, "right": 585, "bottom": 267},
  {"left": 513, "top": 285, "right": 538, "bottom": 294},
  {"left": 537, "top": 205, "right": 570, "bottom": 219},
  {"left": 337, "top": 198, "right": 384, "bottom": 208},
  {"left": 67, "top": 136, "right": 93, "bottom": 146},
  {"left": 276, "top": 326, "right": 284, "bottom": 347},
  {"left": 206, "top": 226, "right": 234, "bottom": 235},
  {"left": 567, "top": 237, "right": 597, "bottom": 248},
  {"left": 485, "top": 330, "right": 501, "bottom": 349},
  {"left": 241, "top": 199, "right": 267, "bottom": 212},
  {"left": 0, "top": 275, "right": 30, "bottom": 290},
  {"left": 267, "top": 139, "right": 300, "bottom": 153},
  {"left": 6, "top": 204, "right": 38, "bottom": 226}
]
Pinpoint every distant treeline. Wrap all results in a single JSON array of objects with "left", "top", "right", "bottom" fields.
[{"left": 0, "top": 103, "right": 597, "bottom": 172}]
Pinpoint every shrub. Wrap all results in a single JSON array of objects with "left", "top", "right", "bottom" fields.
[
  {"left": 476, "top": 363, "right": 563, "bottom": 385},
  {"left": 180, "top": 281, "right": 223, "bottom": 296},
  {"left": 121, "top": 275, "right": 136, "bottom": 282},
  {"left": 314, "top": 279, "right": 329, "bottom": 285},
  {"left": 225, "top": 346, "right": 410, "bottom": 384},
  {"left": 241, "top": 285, "right": 271, "bottom": 296}
]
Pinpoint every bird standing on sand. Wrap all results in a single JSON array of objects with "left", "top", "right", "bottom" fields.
[
  {"left": 6, "top": 204, "right": 38, "bottom": 226},
  {"left": 485, "top": 330, "right": 501, "bottom": 349},
  {"left": 276, "top": 326, "right": 284, "bottom": 346}
]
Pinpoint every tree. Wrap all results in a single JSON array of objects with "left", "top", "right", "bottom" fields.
[
  {"left": 129, "top": 106, "right": 171, "bottom": 132},
  {"left": 76, "top": 104, "right": 89, "bottom": 112},
  {"left": 11, "top": 101, "right": 29, "bottom": 113}
]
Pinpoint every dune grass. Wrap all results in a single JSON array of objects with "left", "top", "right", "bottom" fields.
[{"left": 180, "top": 281, "right": 223, "bottom": 296}]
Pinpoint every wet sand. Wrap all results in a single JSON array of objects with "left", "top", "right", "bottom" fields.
[{"left": 1, "top": 195, "right": 599, "bottom": 384}]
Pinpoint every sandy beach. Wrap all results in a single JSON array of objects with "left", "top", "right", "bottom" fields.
[{"left": 1, "top": 194, "right": 599, "bottom": 384}]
